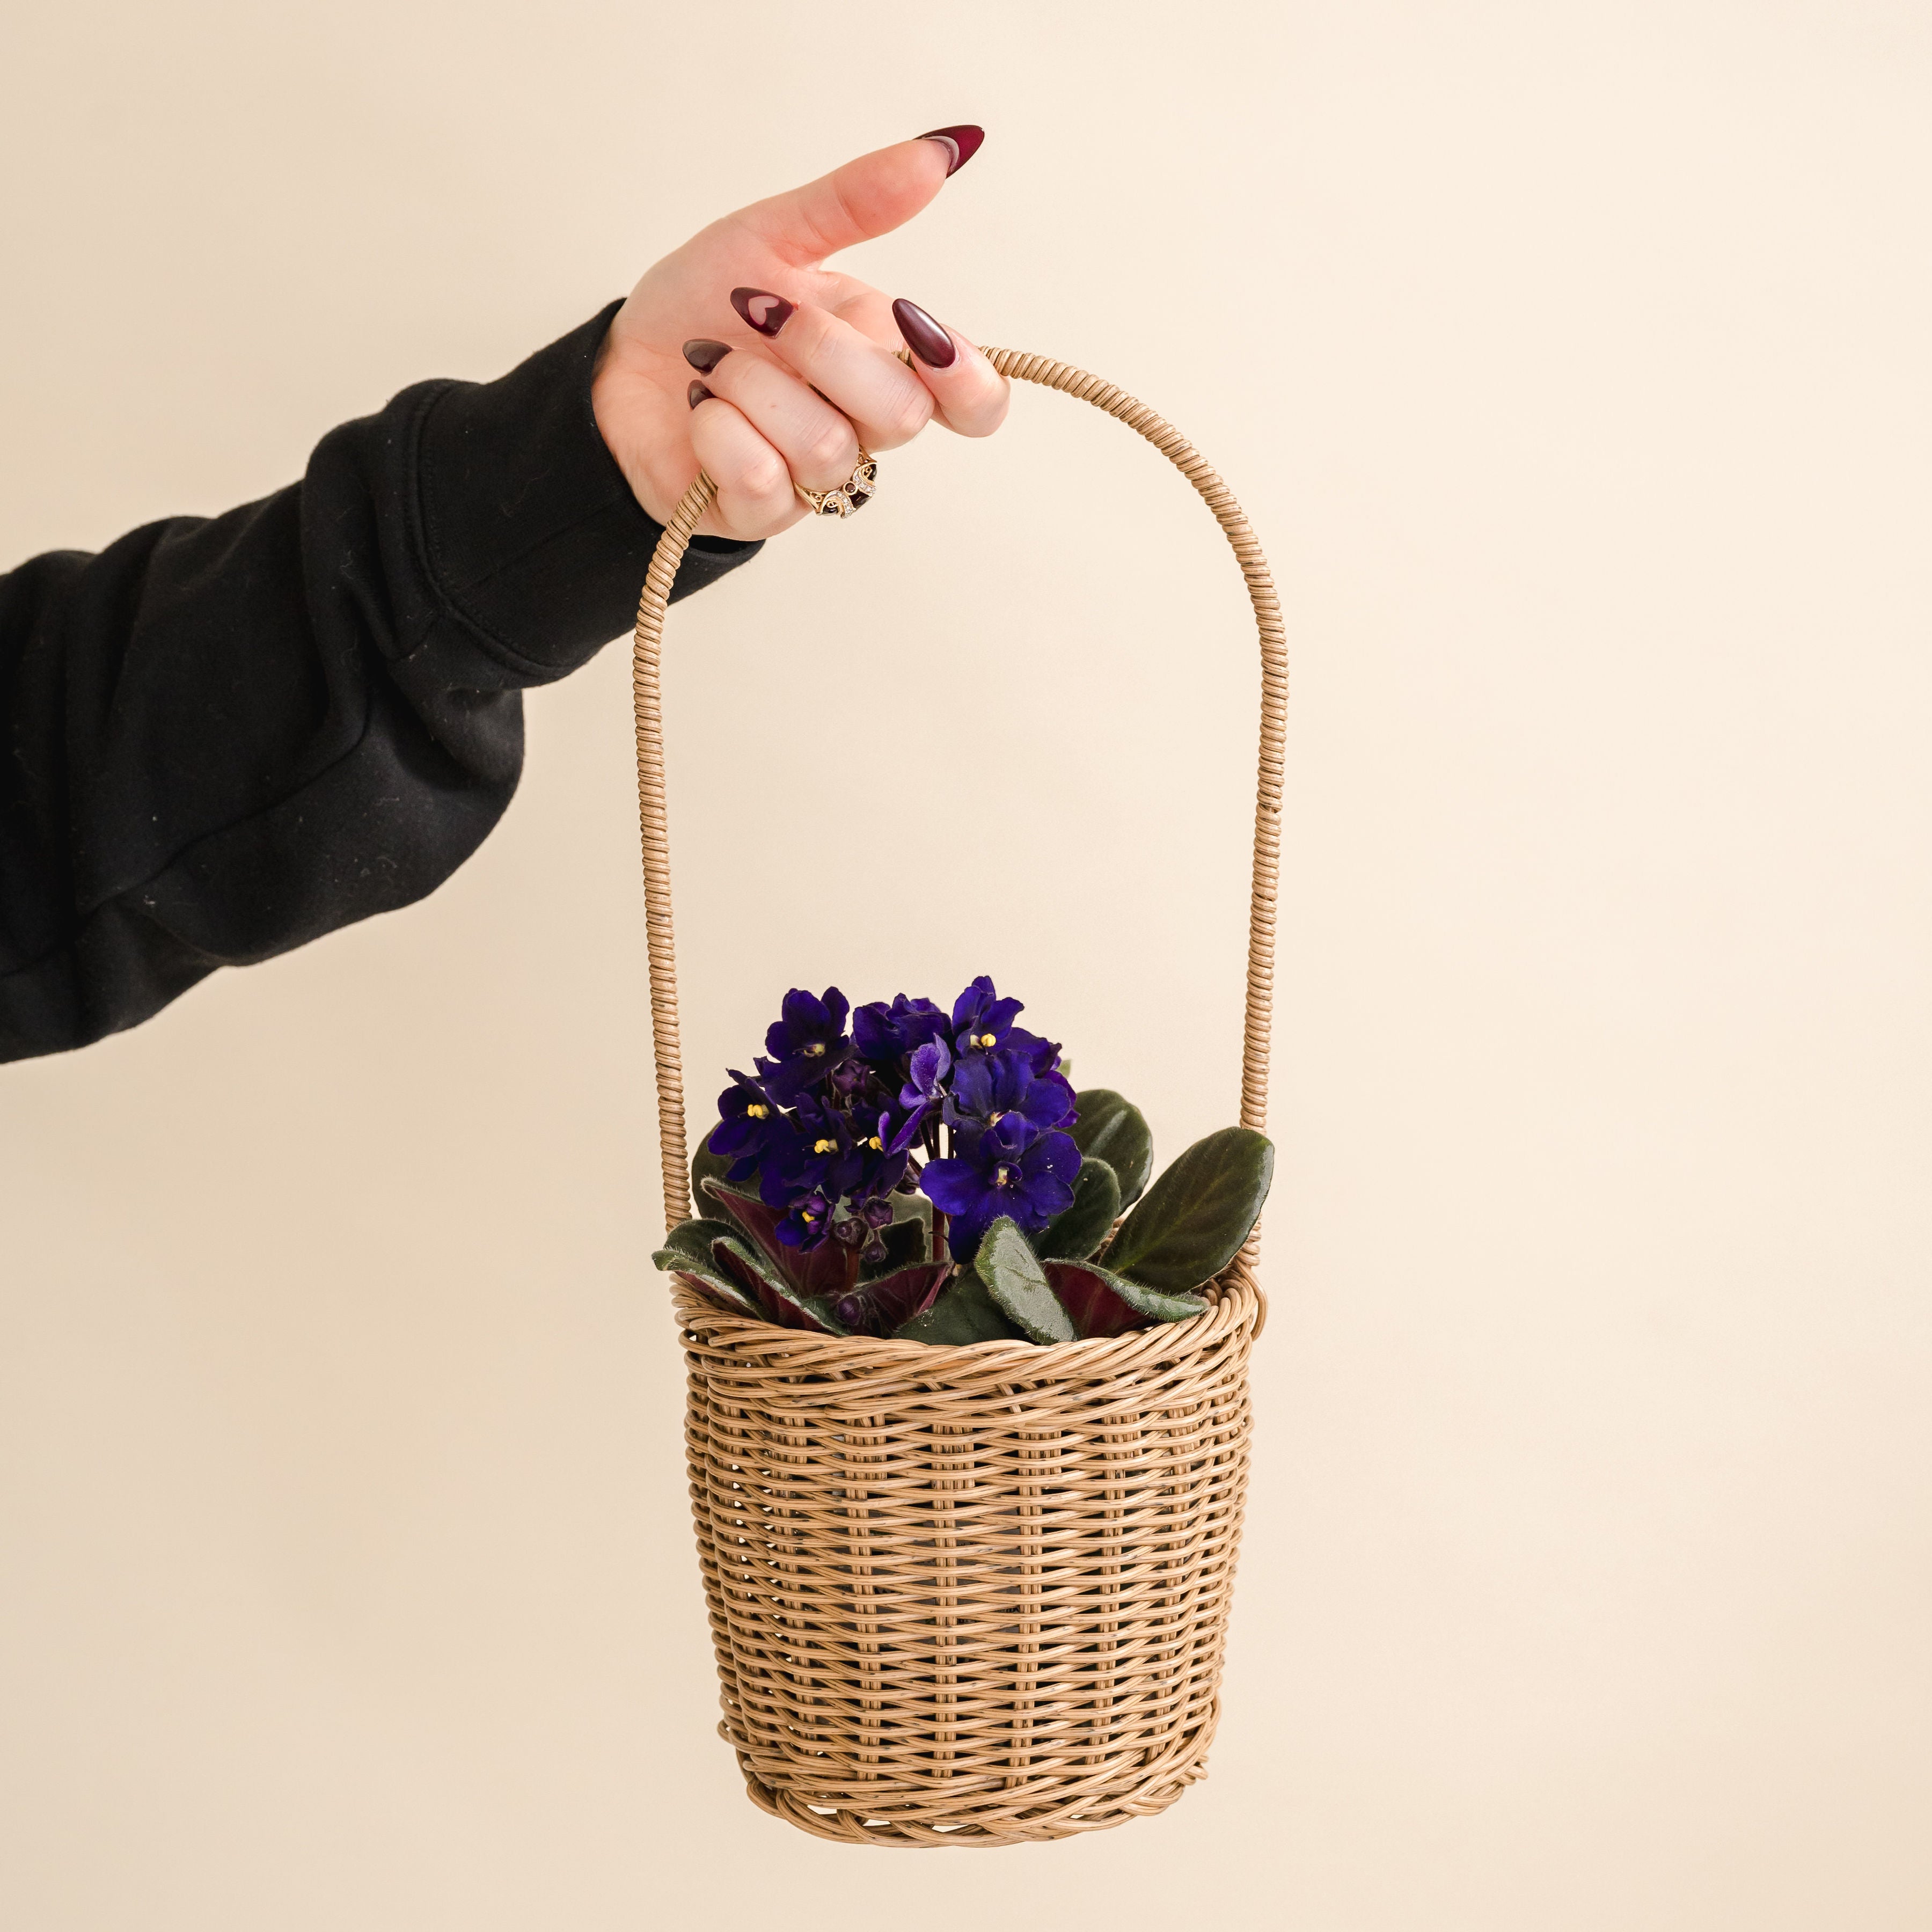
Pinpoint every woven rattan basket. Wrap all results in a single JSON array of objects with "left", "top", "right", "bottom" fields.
[{"left": 630, "top": 349, "right": 1285, "bottom": 1847}]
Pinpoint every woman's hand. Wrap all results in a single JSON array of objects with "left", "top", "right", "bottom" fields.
[{"left": 591, "top": 130, "right": 1009, "bottom": 540}]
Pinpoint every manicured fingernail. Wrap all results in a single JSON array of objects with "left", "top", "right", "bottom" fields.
[
  {"left": 683, "top": 339, "right": 731, "bottom": 374},
  {"left": 918, "top": 125, "right": 984, "bottom": 177},
  {"left": 730, "top": 288, "right": 794, "bottom": 337},
  {"left": 687, "top": 381, "right": 713, "bottom": 409},
  {"left": 892, "top": 298, "right": 957, "bottom": 370}
]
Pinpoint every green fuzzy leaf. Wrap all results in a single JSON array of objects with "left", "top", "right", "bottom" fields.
[
  {"left": 1103, "top": 1126, "right": 1275, "bottom": 1293},
  {"left": 1070, "top": 1090, "right": 1154, "bottom": 1207},
  {"left": 651, "top": 1220, "right": 764, "bottom": 1320},
  {"left": 974, "top": 1216, "right": 1077, "bottom": 1344},
  {"left": 1036, "top": 1157, "right": 1121, "bottom": 1262},
  {"left": 690, "top": 1132, "right": 736, "bottom": 1220},
  {"left": 654, "top": 1217, "right": 744, "bottom": 1268},
  {"left": 893, "top": 1270, "right": 1026, "bottom": 1345},
  {"left": 1044, "top": 1258, "right": 1209, "bottom": 1337}
]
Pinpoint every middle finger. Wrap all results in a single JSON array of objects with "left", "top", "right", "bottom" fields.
[
  {"left": 682, "top": 339, "right": 861, "bottom": 495},
  {"left": 726, "top": 288, "right": 936, "bottom": 453}
]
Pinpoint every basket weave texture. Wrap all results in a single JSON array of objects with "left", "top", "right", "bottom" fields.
[{"left": 632, "top": 348, "right": 1285, "bottom": 1846}]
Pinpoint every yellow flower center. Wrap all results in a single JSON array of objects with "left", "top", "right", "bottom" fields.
[
  {"left": 804, "top": 1042, "right": 826, "bottom": 1057},
  {"left": 867, "top": 1136, "right": 882, "bottom": 1151},
  {"left": 976, "top": 1032, "right": 997, "bottom": 1049},
  {"left": 746, "top": 1103, "right": 769, "bottom": 1119},
  {"left": 814, "top": 1138, "right": 837, "bottom": 1154},
  {"left": 994, "top": 1165, "right": 1016, "bottom": 1188}
]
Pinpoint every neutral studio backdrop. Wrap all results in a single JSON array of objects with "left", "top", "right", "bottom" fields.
[{"left": 3, "top": 3, "right": 1928, "bottom": 1928}]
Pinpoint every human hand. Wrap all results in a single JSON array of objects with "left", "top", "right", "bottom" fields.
[{"left": 591, "top": 128, "right": 1008, "bottom": 539}]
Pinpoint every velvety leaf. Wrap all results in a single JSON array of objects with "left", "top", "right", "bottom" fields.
[
  {"left": 1044, "top": 1259, "right": 1209, "bottom": 1338},
  {"left": 974, "top": 1216, "right": 1077, "bottom": 1344},
  {"left": 862, "top": 1214, "right": 932, "bottom": 1279},
  {"left": 833, "top": 1262, "right": 952, "bottom": 1336},
  {"left": 1036, "top": 1157, "right": 1121, "bottom": 1262},
  {"left": 1102, "top": 1126, "right": 1275, "bottom": 1292},
  {"left": 652, "top": 1218, "right": 765, "bottom": 1316},
  {"left": 700, "top": 1177, "right": 861, "bottom": 1302},
  {"left": 710, "top": 1234, "right": 847, "bottom": 1334},
  {"left": 1070, "top": 1089, "right": 1154, "bottom": 1207},
  {"left": 651, "top": 1223, "right": 765, "bottom": 1319},
  {"left": 893, "top": 1271, "right": 1026, "bottom": 1345},
  {"left": 655, "top": 1217, "right": 744, "bottom": 1268},
  {"left": 690, "top": 1133, "right": 736, "bottom": 1219},
  {"left": 671, "top": 1269, "right": 765, "bottom": 1319}
]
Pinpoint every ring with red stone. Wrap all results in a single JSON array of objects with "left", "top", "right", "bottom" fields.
[{"left": 795, "top": 448, "right": 877, "bottom": 519}]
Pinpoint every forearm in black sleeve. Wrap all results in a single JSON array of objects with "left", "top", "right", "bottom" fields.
[{"left": 0, "top": 303, "right": 759, "bottom": 1063}]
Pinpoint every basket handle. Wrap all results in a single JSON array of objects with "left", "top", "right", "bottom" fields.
[{"left": 631, "top": 349, "right": 1287, "bottom": 1289}]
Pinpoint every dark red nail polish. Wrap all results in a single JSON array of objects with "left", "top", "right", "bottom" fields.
[
  {"left": 683, "top": 339, "right": 731, "bottom": 374},
  {"left": 918, "top": 125, "right": 984, "bottom": 176},
  {"left": 687, "top": 381, "right": 713, "bottom": 409},
  {"left": 892, "top": 298, "right": 957, "bottom": 370},
  {"left": 730, "top": 288, "right": 794, "bottom": 337}
]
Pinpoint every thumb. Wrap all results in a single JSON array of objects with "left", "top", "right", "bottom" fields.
[{"left": 734, "top": 130, "right": 981, "bottom": 267}]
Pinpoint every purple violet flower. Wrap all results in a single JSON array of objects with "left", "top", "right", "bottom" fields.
[
  {"left": 852, "top": 993, "right": 950, "bottom": 1064},
  {"left": 776, "top": 1188, "right": 835, "bottom": 1250},
  {"left": 950, "top": 974, "right": 1024, "bottom": 1056},
  {"left": 762, "top": 986, "right": 851, "bottom": 1106},
  {"left": 947, "top": 1047, "right": 1075, "bottom": 1139},
  {"left": 920, "top": 1120, "right": 1082, "bottom": 1260},
  {"left": 706, "top": 1069, "right": 786, "bottom": 1181}
]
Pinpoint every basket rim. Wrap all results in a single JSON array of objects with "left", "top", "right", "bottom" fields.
[{"left": 671, "top": 1271, "right": 1262, "bottom": 1379}]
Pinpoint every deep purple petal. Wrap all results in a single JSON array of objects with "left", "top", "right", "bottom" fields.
[
  {"left": 851, "top": 1001, "right": 896, "bottom": 1060},
  {"left": 952, "top": 1056, "right": 994, "bottom": 1119},
  {"left": 781, "top": 987, "right": 828, "bottom": 1038},
  {"left": 1015, "top": 1172, "right": 1075, "bottom": 1224},
  {"left": 887, "top": 1101, "right": 930, "bottom": 1155},
  {"left": 950, "top": 975, "right": 993, "bottom": 1033},
  {"left": 1016, "top": 1077, "right": 1073, "bottom": 1132},
  {"left": 982, "top": 996, "right": 1023, "bottom": 1038},
  {"left": 1033, "top": 1130, "right": 1084, "bottom": 1181},
  {"left": 919, "top": 1157, "right": 991, "bottom": 1219}
]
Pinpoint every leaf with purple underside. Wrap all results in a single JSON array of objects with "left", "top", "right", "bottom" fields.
[
  {"left": 652, "top": 1219, "right": 765, "bottom": 1318},
  {"left": 1044, "top": 1260, "right": 1209, "bottom": 1338},
  {"left": 701, "top": 1176, "right": 861, "bottom": 1302},
  {"left": 832, "top": 1262, "right": 953, "bottom": 1336},
  {"left": 710, "top": 1234, "right": 847, "bottom": 1334}
]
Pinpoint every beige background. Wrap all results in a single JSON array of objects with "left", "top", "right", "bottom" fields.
[{"left": 3, "top": 2, "right": 1929, "bottom": 1927}]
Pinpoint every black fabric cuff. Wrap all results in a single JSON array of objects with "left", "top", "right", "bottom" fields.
[{"left": 411, "top": 300, "right": 759, "bottom": 684}]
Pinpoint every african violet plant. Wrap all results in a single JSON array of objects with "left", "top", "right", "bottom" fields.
[{"left": 653, "top": 976, "right": 1274, "bottom": 1345}]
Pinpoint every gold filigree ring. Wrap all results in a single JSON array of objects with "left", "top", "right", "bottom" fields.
[{"left": 795, "top": 449, "right": 877, "bottom": 519}]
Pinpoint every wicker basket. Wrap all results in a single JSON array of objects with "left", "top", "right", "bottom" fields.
[{"left": 629, "top": 349, "right": 1286, "bottom": 1847}]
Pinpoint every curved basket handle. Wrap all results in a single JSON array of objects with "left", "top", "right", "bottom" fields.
[{"left": 631, "top": 349, "right": 1287, "bottom": 1308}]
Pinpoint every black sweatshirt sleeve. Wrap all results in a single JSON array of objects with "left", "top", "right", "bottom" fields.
[{"left": 0, "top": 302, "right": 759, "bottom": 1063}]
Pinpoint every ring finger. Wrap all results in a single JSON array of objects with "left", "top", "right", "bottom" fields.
[
  {"left": 686, "top": 392, "right": 805, "bottom": 539},
  {"left": 683, "top": 336, "right": 861, "bottom": 496}
]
